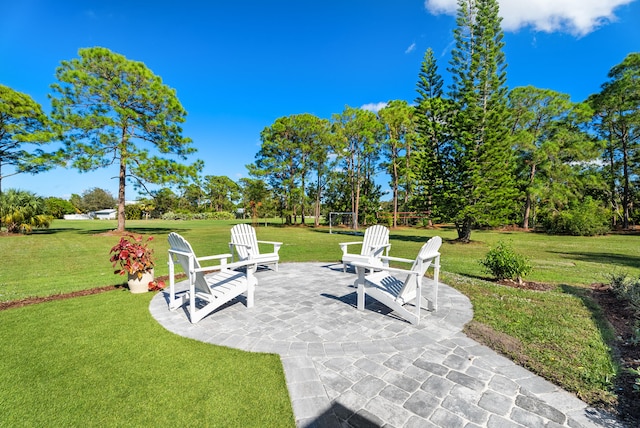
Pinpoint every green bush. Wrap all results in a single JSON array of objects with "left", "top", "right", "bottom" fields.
[
  {"left": 479, "top": 241, "right": 532, "bottom": 283},
  {"left": 542, "top": 197, "right": 610, "bottom": 236},
  {"left": 125, "top": 204, "right": 143, "bottom": 220},
  {"left": 609, "top": 272, "right": 640, "bottom": 316},
  {"left": 161, "top": 211, "right": 187, "bottom": 220},
  {"left": 160, "top": 211, "right": 235, "bottom": 221},
  {"left": 205, "top": 211, "right": 235, "bottom": 220}
]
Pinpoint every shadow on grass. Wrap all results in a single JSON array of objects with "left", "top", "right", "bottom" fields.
[
  {"left": 308, "top": 226, "right": 452, "bottom": 244},
  {"left": 559, "top": 283, "right": 623, "bottom": 418},
  {"left": 30, "top": 226, "right": 190, "bottom": 236},
  {"left": 550, "top": 251, "right": 640, "bottom": 270},
  {"left": 30, "top": 228, "right": 82, "bottom": 235}
]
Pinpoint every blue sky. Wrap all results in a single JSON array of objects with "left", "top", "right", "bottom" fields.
[{"left": 1, "top": 0, "right": 639, "bottom": 200}]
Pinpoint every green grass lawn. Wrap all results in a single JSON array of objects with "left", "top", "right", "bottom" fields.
[
  {"left": 0, "top": 289, "right": 294, "bottom": 427},
  {"left": 1, "top": 219, "right": 638, "bottom": 422}
]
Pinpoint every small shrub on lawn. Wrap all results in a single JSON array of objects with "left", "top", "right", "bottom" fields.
[
  {"left": 479, "top": 241, "right": 532, "bottom": 283},
  {"left": 609, "top": 272, "right": 640, "bottom": 316}
]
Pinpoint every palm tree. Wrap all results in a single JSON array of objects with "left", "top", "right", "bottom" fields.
[{"left": 0, "top": 189, "right": 53, "bottom": 234}]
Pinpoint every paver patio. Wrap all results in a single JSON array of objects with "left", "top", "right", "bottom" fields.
[{"left": 149, "top": 262, "right": 623, "bottom": 427}]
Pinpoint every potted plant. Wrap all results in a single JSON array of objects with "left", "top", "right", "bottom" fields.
[{"left": 109, "top": 233, "right": 164, "bottom": 293}]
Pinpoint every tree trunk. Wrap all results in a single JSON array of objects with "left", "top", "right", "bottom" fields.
[
  {"left": 116, "top": 156, "right": 127, "bottom": 232},
  {"left": 523, "top": 163, "right": 536, "bottom": 230},
  {"left": 608, "top": 137, "right": 617, "bottom": 227},
  {"left": 314, "top": 178, "right": 321, "bottom": 227},
  {"left": 456, "top": 218, "right": 472, "bottom": 243},
  {"left": 301, "top": 175, "right": 306, "bottom": 225},
  {"left": 0, "top": 163, "right": 3, "bottom": 231},
  {"left": 392, "top": 161, "right": 398, "bottom": 228},
  {"left": 622, "top": 131, "right": 630, "bottom": 229}
]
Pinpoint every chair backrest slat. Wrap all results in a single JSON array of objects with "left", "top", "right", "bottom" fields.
[
  {"left": 168, "top": 232, "right": 211, "bottom": 294},
  {"left": 230, "top": 224, "right": 259, "bottom": 260},
  {"left": 361, "top": 225, "right": 389, "bottom": 256},
  {"left": 397, "top": 236, "right": 442, "bottom": 300}
]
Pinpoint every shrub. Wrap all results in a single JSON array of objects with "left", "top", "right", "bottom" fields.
[
  {"left": 609, "top": 272, "right": 640, "bottom": 316},
  {"left": 542, "top": 197, "right": 610, "bottom": 236},
  {"left": 206, "top": 211, "right": 235, "bottom": 220},
  {"left": 125, "top": 204, "right": 143, "bottom": 220},
  {"left": 0, "top": 189, "right": 53, "bottom": 233},
  {"left": 161, "top": 211, "right": 188, "bottom": 220},
  {"left": 160, "top": 211, "right": 235, "bottom": 221},
  {"left": 479, "top": 241, "right": 532, "bottom": 283}
]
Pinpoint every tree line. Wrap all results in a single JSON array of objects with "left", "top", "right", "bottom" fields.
[
  {"left": 1, "top": 0, "right": 639, "bottom": 240},
  {"left": 247, "top": 1, "right": 639, "bottom": 241}
]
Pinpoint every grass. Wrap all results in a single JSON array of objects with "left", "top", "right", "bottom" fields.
[
  {"left": 3, "top": 220, "right": 640, "bottom": 301},
  {"left": 452, "top": 274, "right": 617, "bottom": 405},
  {"left": 0, "top": 289, "right": 294, "bottom": 427},
  {"left": 1, "top": 219, "right": 638, "bottom": 420}
]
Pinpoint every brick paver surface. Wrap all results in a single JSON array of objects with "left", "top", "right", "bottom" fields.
[{"left": 149, "top": 262, "right": 623, "bottom": 428}]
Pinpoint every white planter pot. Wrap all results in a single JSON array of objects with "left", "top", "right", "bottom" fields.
[{"left": 127, "top": 269, "right": 153, "bottom": 294}]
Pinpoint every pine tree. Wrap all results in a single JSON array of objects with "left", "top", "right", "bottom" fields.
[
  {"left": 413, "top": 48, "right": 451, "bottom": 226},
  {"left": 445, "top": 0, "right": 516, "bottom": 241}
]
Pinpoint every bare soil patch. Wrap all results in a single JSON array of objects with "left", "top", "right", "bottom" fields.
[
  {"left": 0, "top": 285, "right": 119, "bottom": 311},
  {"left": 590, "top": 283, "right": 640, "bottom": 426}
]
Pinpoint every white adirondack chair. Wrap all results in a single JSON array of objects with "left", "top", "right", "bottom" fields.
[
  {"left": 339, "top": 225, "right": 391, "bottom": 272},
  {"left": 229, "top": 224, "right": 282, "bottom": 271},
  {"left": 354, "top": 236, "right": 442, "bottom": 325},
  {"left": 167, "top": 232, "right": 257, "bottom": 323}
]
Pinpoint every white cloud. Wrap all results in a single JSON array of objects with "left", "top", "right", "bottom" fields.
[
  {"left": 405, "top": 42, "right": 417, "bottom": 54},
  {"left": 361, "top": 102, "right": 388, "bottom": 113},
  {"left": 424, "top": 0, "right": 635, "bottom": 36}
]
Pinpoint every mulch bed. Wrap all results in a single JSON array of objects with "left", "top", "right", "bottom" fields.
[
  {"left": 0, "top": 285, "right": 119, "bottom": 311},
  {"left": 590, "top": 283, "right": 640, "bottom": 426}
]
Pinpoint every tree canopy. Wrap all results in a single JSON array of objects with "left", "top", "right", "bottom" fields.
[
  {"left": 49, "top": 47, "right": 201, "bottom": 231},
  {"left": 0, "top": 85, "right": 56, "bottom": 196},
  {"left": 443, "top": 0, "right": 516, "bottom": 241}
]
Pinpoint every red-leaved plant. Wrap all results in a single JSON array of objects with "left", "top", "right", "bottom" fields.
[
  {"left": 109, "top": 234, "right": 165, "bottom": 290},
  {"left": 110, "top": 233, "right": 155, "bottom": 277}
]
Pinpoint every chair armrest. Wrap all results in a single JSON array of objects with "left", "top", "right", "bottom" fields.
[
  {"left": 375, "top": 266, "right": 421, "bottom": 277},
  {"left": 197, "top": 253, "right": 233, "bottom": 262},
  {"left": 229, "top": 242, "right": 252, "bottom": 248},
  {"left": 257, "top": 240, "right": 282, "bottom": 246},
  {"left": 257, "top": 240, "right": 283, "bottom": 253},
  {"left": 380, "top": 255, "right": 414, "bottom": 264},
  {"left": 367, "top": 243, "right": 391, "bottom": 257},
  {"left": 352, "top": 261, "right": 419, "bottom": 277},
  {"left": 195, "top": 259, "right": 258, "bottom": 273},
  {"left": 339, "top": 241, "right": 362, "bottom": 255},
  {"left": 339, "top": 241, "right": 362, "bottom": 247},
  {"left": 367, "top": 243, "right": 391, "bottom": 250}
]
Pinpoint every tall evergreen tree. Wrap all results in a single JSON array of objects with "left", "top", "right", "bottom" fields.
[
  {"left": 413, "top": 48, "right": 451, "bottom": 226},
  {"left": 250, "top": 113, "right": 331, "bottom": 224},
  {"left": 588, "top": 53, "right": 640, "bottom": 229},
  {"left": 445, "top": 0, "right": 516, "bottom": 241}
]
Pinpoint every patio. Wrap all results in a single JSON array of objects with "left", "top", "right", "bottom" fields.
[{"left": 149, "top": 262, "right": 620, "bottom": 427}]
